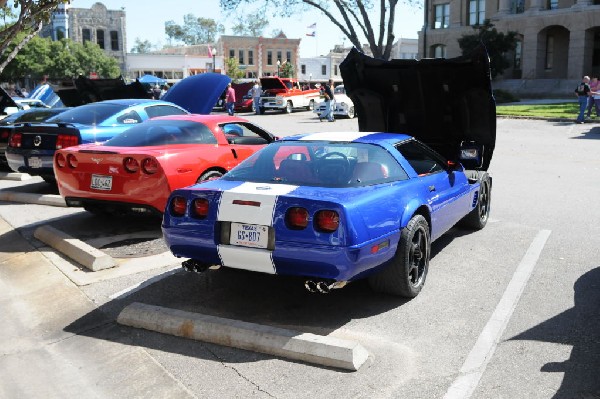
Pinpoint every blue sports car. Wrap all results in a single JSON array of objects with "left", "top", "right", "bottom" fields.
[{"left": 161, "top": 47, "right": 496, "bottom": 297}]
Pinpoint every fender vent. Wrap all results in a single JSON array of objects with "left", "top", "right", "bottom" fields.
[{"left": 472, "top": 191, "right": 479, "bottom": 207}]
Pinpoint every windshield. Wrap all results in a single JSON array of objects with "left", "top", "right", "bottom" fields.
[
  {"left": 334, "top": 85, "right": 346, "bottom": 95},
  {"left": 223, "top": 141, "right": 408, "bottom": 187},
  {"left": 104, "top": 119, "right": 217, "bottom": 147},
  {"left": 47, "top": 102, "right": 128, "bottom": 125}
]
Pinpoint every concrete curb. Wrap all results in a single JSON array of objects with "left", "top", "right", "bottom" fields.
[
  {"left": 0, "top": 191, "right": 66, "bottom": 207},
  {"left": 117, "top": 302, "right": 369, "bottom": 371},
  {"left": 0, "top": 172, "right": 32, "bottom": 181},
  {"left": 34, "top": 225, "right": 117, "bottom": 271}
]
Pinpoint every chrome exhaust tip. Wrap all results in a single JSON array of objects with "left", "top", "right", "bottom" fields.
[
  {"left": 182, "top": 259, "right": 209, "bottom": 273},
  {"left": 304, "top": 280, "right": 318, "bottom": 293}
]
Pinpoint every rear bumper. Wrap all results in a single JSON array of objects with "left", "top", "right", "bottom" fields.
[{"left": 66, "top": 197, "right": 163, "bottom": 215}]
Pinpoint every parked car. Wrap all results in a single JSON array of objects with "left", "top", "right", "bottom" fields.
[
  {"left": 12, "top": 97, "right": 51, "bottom": 109},
  {"left": 54, "top": 114, "right": 276, "bottom": 216},
  {"left": 161, "top": 46, "right": 496, "bottom": 298},
  {"left": 6, "top": 73, "right": 231, "bottom": 182},
  {"left": 313, "top": 84, "right": 355, "bottom": 119}
]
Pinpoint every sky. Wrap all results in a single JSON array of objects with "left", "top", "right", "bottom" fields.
[{"left": 70, "top": 0, "right": 423, "bottom": 58}]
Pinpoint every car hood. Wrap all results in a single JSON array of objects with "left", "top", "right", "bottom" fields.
[
  {"left": 340, "top": 46, "right": 496, "bottom": 170},
  {"left": 260, "top": 77, "right": 287, "bottom": 90},
  {"left": 162, "top": 73, "right": 231, "bottom": 114}
]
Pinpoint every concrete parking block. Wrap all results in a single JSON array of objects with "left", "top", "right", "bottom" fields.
[
  {"left": 34, "top": 225, "right": 117, "bottom": 271},
  {"left": 117, "top": 302, "right": 369, "bottom": 371},
  {"left": 0, "top": 191, "right": 66, "bottom": 207},
  {"left": 0, "top": 172, "right": 32, "bottom": 181}
]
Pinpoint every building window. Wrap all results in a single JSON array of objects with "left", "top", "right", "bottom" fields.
[
  {"left": 277, "top": 50, "right": 282, "bottom": 62},
  {"left": 110, "top": 31, "right": 119, "bottom": 51},
  {"left": 432, "top": 44, "right": 447, "bottom": 58},
  {"left": 468, "top": 0, "right": 485, "bottom": 25},
  {"left": 239, "top": 49, "right": 244, "bottom": 65},
  {"left": 434, "top": 4, "right": 450, "bottom": 29},
  {"left": 248, "top": 50, "right": 254, "bottom": 65},
  {"left": 545, "top": 35, "right": 554, "bottom": 69},
  {"left": 511, "top": 0, "right": 525, "bottom": 13},
  {"left": 97, "top": 29, "right": 105, "bottom": 49},
  {"left": 547, "top": 0, "right": 558, "bottom": 8},
  {"left": 321, "top": 65, "right": 326, "bottom": 75},
  {"left": 514, "top": 40, "right": 522, "bottom": 69},
  {"left": 267, "top": 50, "right": 273, "bottom": 65},
  {"left": 56, "top": 27, "right": 65, "bottom": 40},
  {"left": 334, "top": 64, "right": 338, "bottom": 75},
  {"left": 286, "top": 50, "right": 291, "bottom": 62},
  {"left": 82, "top": 28, "right": 91, "bottom": 43},
  {"left": 301, "top": 64, "right": 306, "bottom": 74},
  {"left": 229, "top": 49, "right": 235, "bottom": 59}
]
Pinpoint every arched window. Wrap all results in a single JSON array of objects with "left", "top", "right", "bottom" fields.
[{"left": 431, "top": 45, "right": 447, "bottom": 58}]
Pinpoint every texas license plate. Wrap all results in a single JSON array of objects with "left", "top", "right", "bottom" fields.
[
  {"left": 230, "top": 223, "right": 268, "bottom": 249},
  {"left": 28, "top": 156, "right": 42, "bottom": 168},
  {"left": 90, "top": 174, "right": 112, "bottom": 191}
]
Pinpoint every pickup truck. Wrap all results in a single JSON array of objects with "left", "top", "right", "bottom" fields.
[{"left": 258, "top": 77, "right": 321, "bottom": 114}]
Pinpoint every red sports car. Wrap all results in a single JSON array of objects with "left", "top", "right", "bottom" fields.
[{"left": 54, "top": 114, "right": 276, "bottom": 215}]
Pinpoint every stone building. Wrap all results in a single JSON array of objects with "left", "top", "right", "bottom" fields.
[
  {"left": 419, "top": 0, "right": 600, "bottom": 96},
  {"left": 40, "top": 2, "right": 127, "bottom": 74}
]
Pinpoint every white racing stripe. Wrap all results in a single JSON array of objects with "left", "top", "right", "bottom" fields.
[
  {"left": 299, "top": 131, "right": 372, "bottom": 142},
  {"left": 217, "top": 182, "right": 298, "bottom": 274}
]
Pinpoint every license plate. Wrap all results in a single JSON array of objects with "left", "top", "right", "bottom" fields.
[
  {"left": 90, "top": 174, "right": 112, "bottom": 191},
  {"left": 230, "top": 223, "right": 268, "bottom": 249},
  {"left": 28, "top": 156, "right": 42, "bottom": 168}
]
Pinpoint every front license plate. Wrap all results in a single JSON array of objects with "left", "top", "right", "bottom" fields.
[
  {"left": 230, "top": 223, "right": 268, "bottom": 249},
  {"left": 90, "top": 174, "right": 112, "bottom": 191},
  {"left": 28, "top": 156, "right": 42, "bottom": 168}
]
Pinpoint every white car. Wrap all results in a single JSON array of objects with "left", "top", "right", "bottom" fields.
[{"left": 313, "top": 84, "right": 355, "bottom": 119}]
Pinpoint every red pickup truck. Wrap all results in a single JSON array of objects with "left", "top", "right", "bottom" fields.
[{"left": 258, "top": 77, "right": 321, "bottom": 114}]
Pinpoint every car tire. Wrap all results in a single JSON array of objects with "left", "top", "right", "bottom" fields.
[
  {"left": 197, "top": 170, "right": 223, "bottom": 183},
  {"left": 284, "top": 101, "right": 293, "bottom": 114},
  {"left": 347, "top": 106, "right": 355, "bottom": 119},
  {"left": 307, "top": 99, "right": 315, "bottom": 111},
  {"left": 368, "top": 214, "right": 430, "bottom": 298},
  {"left": 458, "top": 171, "right": 492, "bottom": 230}
]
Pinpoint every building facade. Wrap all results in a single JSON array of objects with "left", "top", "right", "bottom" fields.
[{"left": 420, "top": 0, "right": 600, "bottom": 94}]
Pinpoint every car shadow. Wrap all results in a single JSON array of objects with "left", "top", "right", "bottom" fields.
[{"left": 509, "top": 266, "right": 600, "bottom": 398}]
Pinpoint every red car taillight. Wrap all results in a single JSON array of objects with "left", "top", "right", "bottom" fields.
[
  {"left": 56, "top": 134, "right": 78, "bottom": 149},
  {"left": 55, "top": 153, "right": 66, "bottom": 168},
  {"left": 192, "top": 198, "right": 209, "bottom": 218},
  {"left": 123, "top": 157, "right": 139, "bottom": 173},
  {"left": 141, "top": 157, "right": 158, "bottom": 174},
  {"left": 170, "top": 196, "right": 187, "bottom": 216},
  {"left": 315, "top": 210, "right": 339, "bottom": 232},
  {"left": 0, "top": 128, "right": 11, "bottom": 140},
  {"left": 286, "top": 207, "right": 309, "bottom": 229},
  {"left": 8, "top": 132, "right": 22, "bottom": 148},
  {"left": 66, "top": 154, "right": 78, "bottom": 168}
]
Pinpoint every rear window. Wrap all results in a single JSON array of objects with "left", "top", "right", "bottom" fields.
[
  {"left": 103, "top": 119, "right": 217, "bottom": 147},
  {"left": 47, "top": 102, "right": 128, "bottom": 125}
]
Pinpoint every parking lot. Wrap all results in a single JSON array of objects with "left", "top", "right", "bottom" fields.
[{"left": 0, "top": 112, "right": 599, "bottom": 398}]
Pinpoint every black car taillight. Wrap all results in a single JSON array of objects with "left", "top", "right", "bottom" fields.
[
  {"left": 170, "top": 196, "right": 187, "bottom": 216},
  {"left": 192, "top": 198, "right": 209, "bottom": 218},
  {"left": 56, "top": 134, "right": 78, "bottom": 149},
  {"left": 8, "top": 132, "right": 22, "bottom": 148},
  {"left": 124, "top": 157, "right": 139, "bottom": 173},
  {"left": 315, "top": 210, "right": 339, "bottom": 232},
  {"left": 286, "top": 207, "right": 309, "bottom": 229}
]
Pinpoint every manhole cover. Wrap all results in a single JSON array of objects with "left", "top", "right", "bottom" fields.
[{"left": 100, "top": 237, "right": 168, "bottom": 258}]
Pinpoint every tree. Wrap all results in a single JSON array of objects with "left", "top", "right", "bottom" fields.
[
  {"left": 225, "top": 56, "right": 245, "bottom": 81},
  {"left": 0, "top": 0, "right": 70, "bottom": 75},
  {"left": 279, "top": 61, "right": 293, "bottom": 78},
  {"left": 231, "top": 12, "right": 269, "bottom": 36},
  {"left": 165, "top": 14, "right": 224, "bottom": 45},
  {"left": 458, "top": 20, "right": 518, "bottom": 79},
  {"left": 220, "top": 0, "right": 403, "bottom": 59},
  {"left": 131, "top": 38, "right": 154, "bottom": 54}
]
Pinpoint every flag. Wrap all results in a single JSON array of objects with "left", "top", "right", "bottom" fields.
[
  {"left": 307, "top": 23, "right": 316, "bottom": 29},
  {"left": 306, "top": 31, "right": 316, "bottom": 37},
  {"left": 306, "top": 23, "right": 316, "bottom": 37},
  {"left": 207, "top": 44, "right": 213, "bottom": 58}
]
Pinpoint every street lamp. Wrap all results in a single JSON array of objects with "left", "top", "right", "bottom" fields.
[
  {"left": 212, "top": 49, "right": 217, "bottom": 73},
  {"left": 277, "top": 60, "right": 280, "bottom": 76}
]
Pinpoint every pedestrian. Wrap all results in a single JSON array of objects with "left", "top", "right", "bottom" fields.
[
  {"left": 587, "top": 76, "right": 600, "bottom": 118},
  {"left": 225, "top": 82, "right": 236, "bottom": 116},
  {"left": 320, "top": 79, "right": 335, "bottom": 122},
  {"left": 574, "top": 75, "right": 591, "bottom": 124},
  {"left": 152, "top": 84, "right": 162, "bottom": 100},
  {"left": 250, "top": 80, "right": 262, "bottom": 115}
]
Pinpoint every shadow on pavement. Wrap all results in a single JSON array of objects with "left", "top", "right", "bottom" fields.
[{"left": 571, "top": 126, "right": 600, "bottom": 140}]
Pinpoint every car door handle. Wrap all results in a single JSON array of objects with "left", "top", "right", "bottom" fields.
[{"left": 429, "top": 185, "right": 436, "bottom": 192}]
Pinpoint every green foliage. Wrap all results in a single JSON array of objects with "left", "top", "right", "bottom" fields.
[
  {"left": 496, "top": 103, "right": 578, "bottom": 118},
  {"left": 131, "top": 38, "right": 154, "bottom": 54},
  {"left": 231, "top": 12, "right": 269, "bottom": 36},
  {"left": 165, "top": 14, "right": 224, "bottom": 45},
  {"left": 493, "top": 89, "right": 519, "bottom": 103},
  {"left": 458, "top": 20, "right": 518, "bottom": 79},
  {"left": 225, "top": 57, "right": 245, "bottom": 81},
  {"left": 279, "top": 61, "right": 293, "bottom": 78}
]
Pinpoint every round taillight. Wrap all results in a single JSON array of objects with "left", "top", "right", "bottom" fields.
[
  {"left": 192, "top": 198, "right": 209, "bottom": 218},
  {"left": 124, "top": 157, "right": 139, "bottom": 173},
  {"left": 286, "top": 207, "right": 309, "bottom": 229},
  {"left": 315, "top": 210, "right": 339, "bottom": 232},
  {"left": 142, "top": 157, "right": 158, "bottom": 174},
  {"left": 66, "top": 154, "right": 78, "bottom": 168},
  {"left": 56, "top": 153, "right": 66, "bottom": 168},
  {"left": 170, "top": 196, "right": 187, "bottom": 216}
]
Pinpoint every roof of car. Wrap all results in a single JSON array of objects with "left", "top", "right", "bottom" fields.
[{"left": 280, "top": 131, "right": 411, "bottom": 145}]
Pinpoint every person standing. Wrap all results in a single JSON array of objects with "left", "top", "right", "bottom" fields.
[
  {"left": 574, "top": 76, "right": 591, "bottom": 124},
  {"left": 587, "top": 76, "right": 600, "bottom": 118},
  {"left": 250, "top": 80, "right": 262, "bottom": 115},
  {"left": 225, "top": 82, "right": 236, "bottom": 116},
  {"left": 320, "top": 79, "right": 335, "bottom": 122}
]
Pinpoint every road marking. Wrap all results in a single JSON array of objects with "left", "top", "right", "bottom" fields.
[
  {"left": 109, "top": 266, "right": 181, "bottom": 299},
  {"left": 443, "top": 229, "right": 551, "bottom": 399}
]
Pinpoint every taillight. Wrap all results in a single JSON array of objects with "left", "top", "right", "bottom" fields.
[
  {"left": 8, "top": 132, "right": 22, "bottom": 148},
  {"left": 56, "top": 153, "right": 66, "bottom": 168},
  {"left": 192, "top": 198, "right": 209, "bottom": 218},
  {"left": 124, "top": 157, "right": 139, "bottom": 173},
  {"left": 286, "top": 207, "right": 309, "bottom": 229},
  {"left": 141, "top": 157, "right": 158, "bottom": 174},
  {"left": 315, "top": 210, "right": 339, "bottom": 232},
  {"left": 56, "top": 134, "right": 78, "bottom": 149},
  {"left": 170, "top": 196, "right": 187, "bottom": 216},
  {"left": 0, "top": 128, "right": 11, "bottom": 139},
  {"left": 66, "top": 154, "right": 78, "bottom": 168}
]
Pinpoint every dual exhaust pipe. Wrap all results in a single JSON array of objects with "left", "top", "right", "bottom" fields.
[
  {"left": 182, "top": 259, "right": 209, "bottom": 273},
  {"left": 304, "top": 280, "right": 347, "bottom": 294}
]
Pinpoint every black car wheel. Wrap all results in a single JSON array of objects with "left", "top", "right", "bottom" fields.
[
  {"left": 369, "top": 214, "right": 430, "bottom": 298},
  {"left": 197, "top": 170, "right": 223, "bottom": 183},
  {"left": 307, "top": 99, "right": 315, "bottom": 111},
  {"left": 284, "top": 101, "right": 293, "bottom": 114},
  {"left": 458, "top": 172, "right": 491, "bottom": 230}
]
